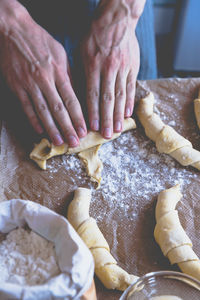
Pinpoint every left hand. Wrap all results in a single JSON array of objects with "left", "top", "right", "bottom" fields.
[{"left": 81, "top": 1, "right": 142, "bottom": 139}]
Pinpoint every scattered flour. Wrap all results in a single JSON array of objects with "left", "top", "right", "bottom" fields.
[
  {"left": 168, "top": 120, "right": 176, "bottom": 127},
  {"left": 46, "top": 118, "right": 199, "bottom": 226},
  {"left": 94, "top": 129, "right": 198, "bottom": 224},
  {"left": 0, "top": 227, "right": 60, "bottom": 286}
]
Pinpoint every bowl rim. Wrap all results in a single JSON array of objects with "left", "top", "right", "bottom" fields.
[{"left": 120, "top": 270, "right": 200, "bottom": 300}]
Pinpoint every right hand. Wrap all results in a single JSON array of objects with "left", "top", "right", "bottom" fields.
[{"left": 0, "top": 1, "right": 87, "bottom": 146}]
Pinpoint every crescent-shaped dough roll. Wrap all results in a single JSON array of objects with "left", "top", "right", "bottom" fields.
[
  {"left": 91, "top": 248, "right": 117, "bottom": 267},
  {"left": 178, "top": 261, "right": 200, "bottom": 281},
  {"left": 167, "top": 245, "right": 199, "bottom": 265},
  {"left": 194, "top": 91, "right": 200, "bottom": 129},
  {"left": 137, "top": 92, "right": 200, "bottom": 171},
  {"left": 95, "top": 264, "right": 137, "bottom": 290},
  {"left": 170, "top": 146, "right": 200, "bottom": 166},
  {"left": 67, "top": 188, "right": 138, "bottom": 291},
  {"left": 90, "top": 248, "right": 135, "bottom": 290},
  {"left": 30, "top": 118, "right": 136, "bottom": 170},
  {"left": 67, "top": 187, "right": 91, "bottom": 231},
  {"left": 154, "top": 210, "right": 192, "bottom": 256},
  {"left": 150, "top": 297, "right": 183, "bottom": 300},
  {"left": 77, "top": 218, "right": 110, "bottom": 251},
  {"left": 155, "top": 184, "right": 182, "bottom": 221},
  {"left": 154, "top": 184, "right": 200, "bottom": 281},
  {"left": 156, "top": 125, "right": 192, "bottom": 154}
]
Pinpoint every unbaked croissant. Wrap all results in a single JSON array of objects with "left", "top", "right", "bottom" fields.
[
  {"left": 154, "top": 184, "right": 200, "bottom": 281},
  {"left": 30, "top": 118, "right": 136, "bottom": 170},
  {"left": 137, "top": 92, "right": 200, "bottom": 171},
  {"left": 67, "top": 188, "right": 138, "bottom": 291},
  {"left": 194, "top": 88, "right": 200, "bottom": 130}
]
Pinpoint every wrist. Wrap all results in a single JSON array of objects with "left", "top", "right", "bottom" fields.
[
  {"left": 0, "top": 0, "right": 29, "bottom": 34},
  {"left": 96, "top": 0, "right": 146, "bottom": 26},
  {"left": 125, "top": 0, "right": 146, "bottom": 19}
]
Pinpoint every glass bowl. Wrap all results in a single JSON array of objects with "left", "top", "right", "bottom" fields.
[{"left": 120, "top": 271, "right": 200, "bottom": 300}]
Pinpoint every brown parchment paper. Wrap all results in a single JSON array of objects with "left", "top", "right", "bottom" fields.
[{"left": 1, "top": 78, "right": 200, "bottom": 300}]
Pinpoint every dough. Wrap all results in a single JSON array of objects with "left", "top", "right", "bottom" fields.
[
  {"left": 194, "top": 98, "right": 200, "bottom": 129},
  {"left": 167, "top": 245, "right": 198, "bottom": 265},
  {"left": 29, "top": 139, "right": 68, "bottom": 170},
  {"left": 155, "top": 184, "right": 182, "bottom": 221},
  {"left": 78, "top": 145, "right": 103, "bottom": 189},
  {"left": 150, "top": 297, "right": 183, "bottom": 300},
  {"left": 154, "top": 210, "right": 192, "bottom": 256},
  {"left": 194, "top": 88, "right": 200, "bottom": 129},
  {"left": 30, "top": 118, "right": 136, "bottom": 169},
  {"left": 30, "top": 118, "right": 136, "bottom": 188},
  {"left": 136, "top": 92, "right": 200, "bottom": 171},
  {"left": 67, "top": 187, "right": 138, "bottom": 291},
  {"left": 77, "top": 218, "right": 110, "bottom": 251},
  {"left": 154, "top": 184, "right": 200, "bottom": 281},
  {"left": 177, "top": 261, "right": 200, "bottom": 281}
]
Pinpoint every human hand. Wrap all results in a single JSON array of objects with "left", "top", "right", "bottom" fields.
[
  {"left": 81, "top": 0, "right": 145, "bottom": 139},
  {"left": 0, "top": 0, "right": 87, "bottom": 146}
]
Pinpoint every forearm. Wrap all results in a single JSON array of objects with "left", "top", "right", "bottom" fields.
[{"left": 90, "top": 0, "right": 146, "bottom": 51}]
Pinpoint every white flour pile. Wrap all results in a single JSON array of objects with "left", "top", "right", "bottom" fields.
[{"left": 0, "top": 227, "right": 60, "bottom": 286}]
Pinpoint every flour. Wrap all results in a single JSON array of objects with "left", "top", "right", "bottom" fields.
[
  {"left": 48, "top": 126, "right": 199, "bottom": 226},
  {"left": 0, "top": 227, "right": 60, "bottom": 286},
  {"left": 97, "top": 130, "right": 197, "bottom": 211},
  {"left": 44, "top": 105, "right": 200, "bottom": 248}
]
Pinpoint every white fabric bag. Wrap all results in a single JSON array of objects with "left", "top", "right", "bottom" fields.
[{"left": 0, "top": 199, "right": 94, "bottom": 300}]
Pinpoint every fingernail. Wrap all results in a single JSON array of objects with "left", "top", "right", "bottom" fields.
[
  {"left": 114, "top": 121, "right": 121, "bottom": 132},
  {"left": 125, "top": 107, "right": 131, "bottom": 117},
  {"left": 91, "top": 120, "right": 99, "bottom": 131},
  {"left": 53, "top": 134, "right": 64, "bottom": 146},
  {"left": 77, "top": 126, "right": 86, "bottom": 138},
  {"left": 103, "top": 127, "right": 112, "bottom": 139},
  {"left": 68, "top": 135, "right": 79, "bottom": 147}
]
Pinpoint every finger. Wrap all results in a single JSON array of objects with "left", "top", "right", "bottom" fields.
[
  {"left": 100, "top": 64, "right": 117, "bottom": 139},
  {"left": 16, "top": 88, "right": 43, "bottom": 134},
  {"left": 125, "top": 70, "right": 136, "bottom": 118},
  {"left": 66, "top": 58, "right": 73, "bottom": 85},
  {"left": 29, "top": 85, "right": 64, "bottom": 146},
  {"left": 37, "top": 73, "right": 82, "bottom": 147},
  {"left": 40, "top": 76, "right": 82, "bottom": 147},
  {"left": 56, "top": 74, "right": 87, "bottom": 139},
  {"left": 113, "top": 71, "right": 127, "bottom": 132},
  {"left": 86, "top": 68, "right": 100, "bottom": 132}
]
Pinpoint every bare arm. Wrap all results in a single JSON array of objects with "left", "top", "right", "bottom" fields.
[
  {"left": 81, "top": 0, "right": 146, "bottom": 138},
  {"left": 0, "top": 0, "right": 87, "bottom": 146}
]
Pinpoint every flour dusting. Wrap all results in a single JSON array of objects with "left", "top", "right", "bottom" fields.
[
  {"left": 93, "top": 129, "right": 198, "bottom": 222},
  {"left": 44, "top": 102, "right": 199, "bottom": 233},
  {"left": 47, "top": 125, "right": 199, "bottom": 226}
]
